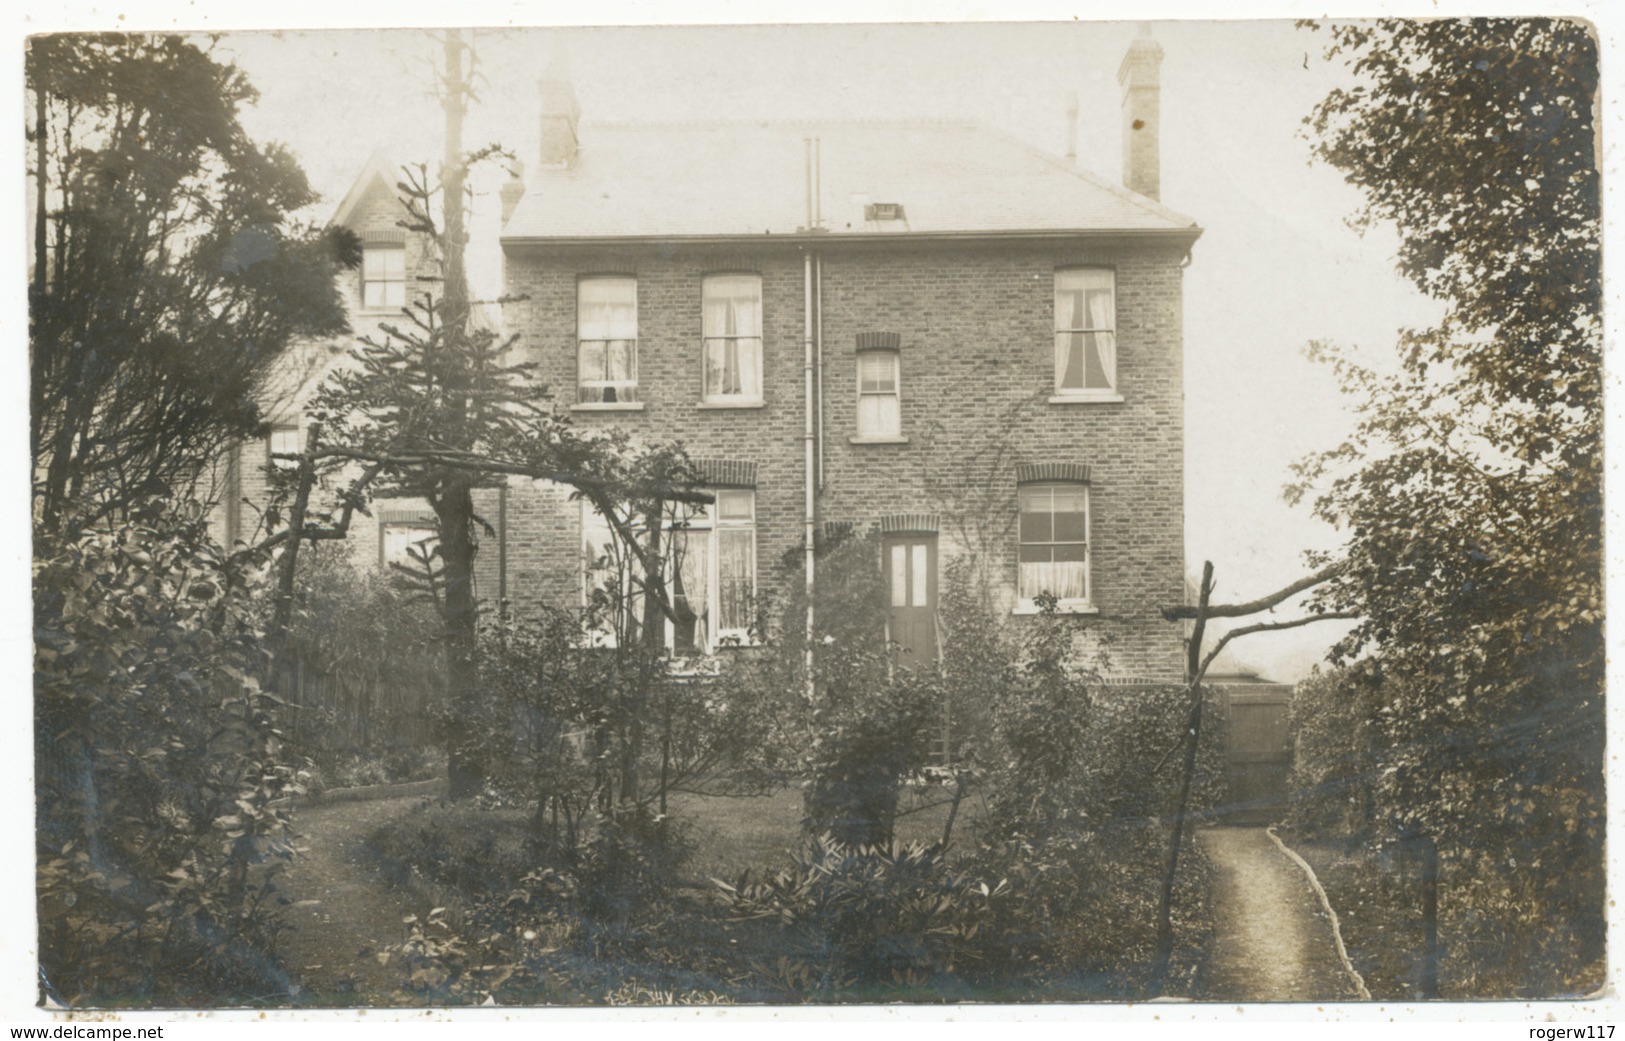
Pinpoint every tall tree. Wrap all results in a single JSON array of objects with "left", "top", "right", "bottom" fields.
[
  {"left": 1292, "top": 19, "right": 1602, "bottom": 991},
  {"left": 27, "top": 34, "right": 355, "bottom": 541}
]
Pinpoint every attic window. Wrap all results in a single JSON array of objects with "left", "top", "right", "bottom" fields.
[{"left": 865, "top": 202, "right": 906, "bottom": 222}]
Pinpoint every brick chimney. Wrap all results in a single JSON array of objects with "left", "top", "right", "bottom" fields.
[
  {"left": 499, "top": 157, "right": 526, "bottom": 224},
  {"left": 1117, "top": 28, "right": 1164, "bottom": 200},
  {"left": 537, "top": 65, "right": 579, "bottom": 169}
]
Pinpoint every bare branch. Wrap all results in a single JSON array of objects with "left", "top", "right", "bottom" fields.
[
  {"left": 1195, "top": 611, "right": 1360, "bottom": 684},
  {"left": 1161, "top": 562, "right": 1343, "bottom": 621}
]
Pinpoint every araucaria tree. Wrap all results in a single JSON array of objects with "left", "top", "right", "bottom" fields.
[
  {"left": 28, "top": 34, "right": 355, "bottom": 542},
  {"left": 1293, "top": 19, "right": 1602, "bottom": 993}
]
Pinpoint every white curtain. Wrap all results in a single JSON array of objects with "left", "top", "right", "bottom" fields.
[
  {"left": 703, "top": 275, "right": 762, "bottom": 398},
  {"left": 1055, "top": 269, "right": 1115, "bottom": 392},
  {"left": 578, "top": 278, "right": 637, "bottom": 401}
]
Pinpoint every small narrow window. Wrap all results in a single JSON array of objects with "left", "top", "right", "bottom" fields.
[
  {"left": 362, "top": 246, "right": 407, "bottom": 310},
  {"left": 578, "top": 277, "right": 638, "bottom": 404},
  {"left": 268, "top": 424, "right": 301, "bottom": 470},
  {"left": 1018, "top": 482, "right": 1091, "bottom": 606},
  {"left": 1055, "top": 268, "right": 1116, "bottom": 395},
  {"left": 702, "top": 274, "right": 763, "bottom": 403},
  {"left": 856, "top": 351, "right": 901, "bottom": 437}
]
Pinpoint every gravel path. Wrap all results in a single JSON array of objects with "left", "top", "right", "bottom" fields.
[
  {"left": 1198, "top": 827, "right": 1362, "bottom": 1002},
  {"left": 275, "top": 795, "right": 429, "bottom": 1005}
]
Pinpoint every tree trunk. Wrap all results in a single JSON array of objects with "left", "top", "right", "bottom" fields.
[
  {"left": 1151, "top": 560, "right": 1214, "bottom": 993},
  {"left": 435, "top": 30, "right": 482, "bottom": 800},
  {"left": 437, "top": 475, "right": 482, "bottom": 799}
]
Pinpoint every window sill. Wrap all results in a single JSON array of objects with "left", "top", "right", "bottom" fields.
[
  {"left": 848, "top": 434, "right": 910, "bottom": 445},
  {"left": 1012, "top": 601, "right": 1099, "bottom": 617},
  {"left": 571, "top": 401, "right": 645, "bottom": 412},
  {"left": 697, "top": 399, "right": 766, "bottom": 410},
  {"left": 1049, "top": 392, "right": 1124, "bottom": 405}
]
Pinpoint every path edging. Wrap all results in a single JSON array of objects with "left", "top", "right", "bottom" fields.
[{"left": 1265, "top": 825, "right": 1373, "bottom": 1001}]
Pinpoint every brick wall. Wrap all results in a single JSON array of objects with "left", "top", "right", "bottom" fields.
[{"left": 498, "top": 236, "right": 1188, "bottom": 683}]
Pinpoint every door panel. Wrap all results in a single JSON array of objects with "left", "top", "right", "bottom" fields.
[{"left": 886, "top": 536, "right": 937, "bottom": 666}]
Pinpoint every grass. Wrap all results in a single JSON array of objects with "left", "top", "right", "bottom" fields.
[
  {"left": 668, "top": 782, "right": 987, "bottom": 884},
  {"left": 1287, "top": 834, "right": 1431, "bottom": 1000}
]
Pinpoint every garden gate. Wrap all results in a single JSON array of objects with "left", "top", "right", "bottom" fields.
[{"left": 1215, "top": 683, "right": 1293, "bottom": 825}]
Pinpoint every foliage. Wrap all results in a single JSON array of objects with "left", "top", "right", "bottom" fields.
[
  {"left": 470, "top": 603, "right": 791, "bottom": 861},
  {"left": 282, "top": 548, "right": 446, "bottom": 771},
  {"left": 1286, "top": 668, "right": 1380, "bottom": 840},
  {"left": 1293, "top": 19, "right": 1603, "bottom": 992},
  {"left": 35, "top": 511, "right": 301, "bottom": 1005},
  {"left": 27, "top": 34, "right": 354, "bottom": 538},
  {"left": 783, "top": 533, "right": 940, "bottom": 848},
  {"left": 802, "top": 672, "right": 940, "bottom": 850},
  {"left": 716, "top": 835, "right": 1008, "bottom": 997}
]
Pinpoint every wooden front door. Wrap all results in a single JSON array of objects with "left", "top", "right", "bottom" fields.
[
  {"left": 1219, "top": 686, "right": 1293, "bottom": 825},
  {"left": 885, "top": 535, "right": 937, "bottom": 666}
]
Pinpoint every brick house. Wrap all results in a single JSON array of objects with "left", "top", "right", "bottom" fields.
[
  {"left": 493, "top": 32, "right": 1199, "bottom": 683},
  {"left": 218, "top": 32, "right": 1200, "bottom": 686}
]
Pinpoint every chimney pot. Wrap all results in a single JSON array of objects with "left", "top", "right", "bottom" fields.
[
  {"left": 1117, "top": 30, "right": 1164, "bottom": 200},
  {"left": 538, "top": 71, "right": 580, "bottom": 169}
]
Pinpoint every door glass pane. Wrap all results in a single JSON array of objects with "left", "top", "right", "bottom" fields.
[
  {"left": 890, "top": 543, "right": 907, "bottom": 608},
  {"left": 911, "top": 543, "right": 928, "bottom": 607}
]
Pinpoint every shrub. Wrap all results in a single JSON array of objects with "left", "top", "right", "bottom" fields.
[
  {"left": 1287, "top": 667, "right": 1380, "bottom": 841},
  {"left": 35, "top": 513, "right": 300, "bottom": 1005},
  {"left": 716, "top": 835, "right": 1008, "bottom": 996}
]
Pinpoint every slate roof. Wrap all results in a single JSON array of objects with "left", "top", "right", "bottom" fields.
[{"left": 502, "top": 119, "right": 1200, "bottom": 243}]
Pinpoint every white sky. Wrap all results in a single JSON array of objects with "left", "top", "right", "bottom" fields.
[
  {"left": 205, "top": 19, "right": 1449, "bottom": 680},
  {"left": 6, "top": 0, "right": 1622, "bottom": 1031}
]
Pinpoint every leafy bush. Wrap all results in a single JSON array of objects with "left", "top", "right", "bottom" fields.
[
  {"left": 282, "top": 549, "right": 445, "bottom": 780},
  {"left": 577, "top": 803, "right": 693, "bottom": 922},
  {"left": 716, "top": 835, "right": 1008, "bottom": 996},
  {"left": 1287, "top": 667, "right": 1380, "bottom": 840},
  {"left": 35, "top": 514, "right": 301, "bottom": 1005}
]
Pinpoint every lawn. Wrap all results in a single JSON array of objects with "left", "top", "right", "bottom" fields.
[{"left": 668, "top": 781, "right": 988, "bottom": 884}]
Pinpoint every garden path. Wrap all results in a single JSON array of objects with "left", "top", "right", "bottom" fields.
[
  {"left": 274, "top": 795, "right": 429, "bottom": 1005},
  {"left": 1197, "top": 827, "right": 1363, "bottom": 1002}
]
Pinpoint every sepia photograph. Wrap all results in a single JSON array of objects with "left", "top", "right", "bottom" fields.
[{"left": 22, "top": 6, "right": 1608, "bottom": 1018}]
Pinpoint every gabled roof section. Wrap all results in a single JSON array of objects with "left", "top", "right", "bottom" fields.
[
  {"left": 502, "top": 120, "right": 1200, "bottom": 244},
  {"left": 330, "top": 149, "right": 404, "bottom": 229}
]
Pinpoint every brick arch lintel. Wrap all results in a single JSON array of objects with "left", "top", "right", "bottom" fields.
[
  {"left": 693, "top": 458, "right": 757, "bottom": 488},
  {"left": 1015, "top": 462, "right": 1093, "bottom": 485},
  {"left": 876, "top": 512, "right": 941, "bottom": 535}
]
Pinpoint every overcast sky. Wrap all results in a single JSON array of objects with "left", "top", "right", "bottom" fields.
[{"left": 204, "top": 19, "right": 1458, "bottom": 679}]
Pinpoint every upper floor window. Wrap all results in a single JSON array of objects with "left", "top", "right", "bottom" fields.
[
  {"left": 856, "top": 350, "right": 901, "bottom": 437},
  {"left": 1054, "top": 268, "right": 1116, "bottom": 398},
  {"left": 268, "top": 423, "right": 301, "bottom": 470},
  {"left": 578, "top": 276, "right": 638, "bottom": 405},
  {"left": 702, "top": 274, "right": 762, "bottom": 403},
  {"left": 362, "top": 246, "right": 406, "bottom": 310},
  {"left": 1018, "top": 481, "right": 1091, "bottom": 608}
]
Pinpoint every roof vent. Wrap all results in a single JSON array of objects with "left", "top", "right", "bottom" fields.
[{"left": 865, "top": 202, "right": 906, "bottom": 222}]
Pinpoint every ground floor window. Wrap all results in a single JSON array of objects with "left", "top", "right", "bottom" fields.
[
  {"left": 1018, "top": 481, "right": 1091, "bottom": 607},
  {"left": 582, "top": 488, "right": 756, "bottom": 654}
]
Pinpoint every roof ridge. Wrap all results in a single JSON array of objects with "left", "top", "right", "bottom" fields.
[{"left": 973, "top": 122, "right": 1200, "bottom": 230}]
